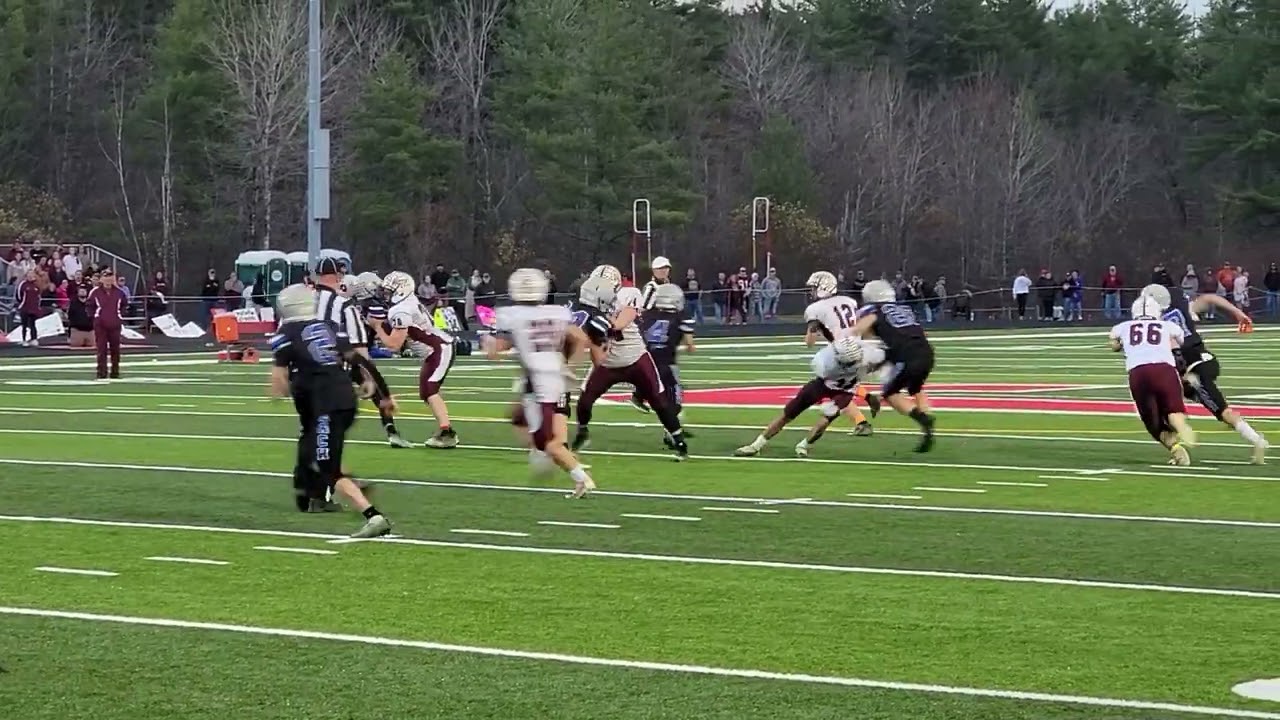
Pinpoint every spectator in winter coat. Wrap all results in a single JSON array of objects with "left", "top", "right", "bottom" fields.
[
  {"left": 1012, "top": 269, "right": 1032, "bottom": 319},
  {"left": 67, "top": 284, "right": 94, "bottom": 348},
  {"left": 16, "top": 270, "right": 43, "bottom": 346},
  {"left": 1150, "top": 263, "right": 1173, "bottom": 288},
  {"left": 1200, "top": 270, "right": 1220, "bottom": 319},
  {"left": 1101, "top": 265, "right": 1124, "bottom": 319},
  {"left": 849, "top": 269, "right": 867, "bottom": 305},
  {"left": 446, "top": 269, "right": 469, "bottom": 330},
  {"left": 1035, "top": 269, "right": 1057, "bottom": 321},
  {"left": 430, "top": 264, "right": 450, "bottom": 295},
  {"left": 1233, "top": 269, "right": 1250, "bottom": 308},
  {"left": 761, "top": 268, "right": 782, "bottom": 318},
  {"left": 1264, "top": 263, "right": 1280, "bottom": 316},
  {"left": 931, "top": 276, "right": 947, "bottom": 320},
  {"left": 713, "top": 272, "right": 729, "bottom": 323},
  {"left": 748, "top": 272, "right": 764, "bottom": 322},
  {"left": 1181, "top": 265, "right": 1198, "bottom": 300},
  {"left": 683, "top": 270, "right": 704, "bottom": 324},
  {"left": 1062, "top": 271, "right": 1083, "bottom": 321}
]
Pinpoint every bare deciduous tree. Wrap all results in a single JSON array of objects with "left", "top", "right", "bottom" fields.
[{"left": 722, "top": 13, "right": 812, "bottom": 123}]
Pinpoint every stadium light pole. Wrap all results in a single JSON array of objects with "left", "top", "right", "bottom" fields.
[{"left": 305, "top": 0, "right": 330, "bottom": 273}]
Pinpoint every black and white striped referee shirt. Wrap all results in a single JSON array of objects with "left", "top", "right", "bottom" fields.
[
  {"left": 315, "top": 283, "right": 368, "bottom": 348},
  {"left": 640, "top": 279, "right": 664, "bottom": 310}
]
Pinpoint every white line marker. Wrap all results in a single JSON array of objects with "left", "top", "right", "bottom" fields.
[
  {"left": 449, "top": 529, "right": 530, "bottom": 537},
  {"left": 103, "top": 406, "right": 143, "bottom": 411},
  {"left": 145, "top": 556, "right": 229, "bottom": 566},
  {"left": 846, "top": 493, "right": 924, "bottom": 500},
  {"left": 977, "top": 481, "right": 1048, "bottom": 488},
  {"left": 700, "top": 506, "right": 780, "bottom": 514},
  {"left": 536, "top": 521, "right": 620, "bottom": 529},
  {"left": 620, "top": 514, "right": 701, "bottom": 522},
  {"left": 1151, "top": 465, "right": 1220, "bottom": 472},
  {"left": 158, "top": 403, "right": 196, "bottom": 409},
  {"left": 1038, "top": 475, "right": 1110, "bottom": 482},
  {"left": 759, "top": 497, "right": 811, "bottom": 505},
  {"left": 0, "top": 462, "right": 1272, "bottom": 528},
  {"left": 1, "top": 607, "right": 1277, "bottom": 719},
  {"left": 914, "top": 487, "right": 987, "bottom": 494},
  {"left": 253, "top": 546, "right": 337, "bottom": 556},
  {"left": 214, "top": 401, "right": 244, "bottom": 406},
  {"left": 325, "top": 534, "right": 403, "bottom": 545},
  {"left": 1233, "top": 678, "right": 1280, "bottom": 703},
  {"left": 35, "top": 566, "right": 117, "bottom": 577}
]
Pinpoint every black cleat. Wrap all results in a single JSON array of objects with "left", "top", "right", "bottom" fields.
[
  {"left": 865, "top": 393, "right": 882, "bottom": 418},
  {"left": 307, "top": 498, "right": 343, "bottom": 513},
  {"left": 915, "top": 415, "right": 935, "bottom": 453},
  {"left": 629, "top": 394, "right": 652, "bottom": 414},
  {"left": 571, "top": 428, "right": 591, "bottom": 452},
  {"left": 673, "top": 441, "right": 689, "bottom": 462}
]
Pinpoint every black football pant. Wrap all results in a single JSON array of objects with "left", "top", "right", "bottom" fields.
[{"left": 291, "top": 395, "right": 325, "bottom": 510}]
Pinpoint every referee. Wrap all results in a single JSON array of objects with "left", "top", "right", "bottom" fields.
[
  {"left": 640, "top": 256, "right": 673, "bottom": 310},
  {"left": 314, "top": 258, "right": 411, "bottom": 448}
]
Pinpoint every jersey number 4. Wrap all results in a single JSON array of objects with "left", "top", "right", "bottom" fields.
[
  {"left": 644, "top": 319, "right": 670, "bottom": 344},
  {"left": 1128, "top": 322, "right": 1163, "bottom": 345}
]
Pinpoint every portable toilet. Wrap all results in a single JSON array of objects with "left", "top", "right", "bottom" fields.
[
  {"left": 285, "top": 251, "right": 310, "bottom": 284},
  {"left": 234, "top": 250, "right": 289, "bottom": 297}
]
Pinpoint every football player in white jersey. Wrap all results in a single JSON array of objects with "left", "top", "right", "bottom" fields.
[
  {"left": 485, "top": 268, "right": 597, "bottom": 498},
  {"left": 802, "top": 270, "right": 881, "bottom": 435},
  {"left": 572, "top": 264, "right": 690, "bottom": 460},
  {"left": 735, "top": 337, "right": 885, "bottom": 457},
  {"left": 1109, "top": 295, "right": 1197, "bottom": 465},
  {"left": 370, "top": 271, "right": 458, "bottom": 449}
]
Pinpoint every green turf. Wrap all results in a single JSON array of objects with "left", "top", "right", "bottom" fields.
[{"left": 1, "top": 325, "right": 1278, "bottom": 719}]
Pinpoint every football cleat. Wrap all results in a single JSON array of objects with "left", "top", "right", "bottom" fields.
[
  {"left": 1168, "top": 443, "right": 1191, "bottom": 466},
  {"left": 568, "top": 476, "right": 596, "bottom": 499},
  {"left": 350, "top": 514, "right": 392, "bottom": 538},
  {"left": 425, "top": 429, "right": 459, "bottom": 449},
  {"left": 387, "top": 433, "right": 414, "bottom": 449},
  {"left": 794, "top": 440, "right": 809, "bottom": 458},
  {"left": 1252, "top": 440, "right": 1269, "bottom": 465},
  {"left": 915, "top": 415, "right": 936, "bottom": 453},
  {"left": 571, "top": 428, "right": 591, "bottom": 452},
  {"left": 853, "top": 421, "right": 874, "bottom": 437},
  {"left": 734, "top": 444, "right": 760, "bottom": 457},
  {"left": 629, "top": 393, "right": 652, "bottom": 414},
  {"left": 865, "top": 393, "right": 882, "bottom": 418}
]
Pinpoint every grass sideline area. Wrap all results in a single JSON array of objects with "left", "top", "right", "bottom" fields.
[{"left": 0, "top": 325, "right": 1277, "bottom": 719}]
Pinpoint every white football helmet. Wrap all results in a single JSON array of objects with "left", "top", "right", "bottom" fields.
[
  {"left": 652, "top": 283, "right": 685, "bottom": 312},
  {"left": 1141, "top": 283, "right": 1172, "bottom": 311},
  {"left": 1132, "top": 296, "right": 1160, "bottom": 320},
  {"left": 590, "top": 264, "right": 622, "bottom": 291},
  {"left": 338, "top": 274, "right": 359, "bottom": 298},
  {"left": 862, "top": 279, "right": 896, "bottom": 304},
  {"left": 381, "top": 271, "right": 416, "bottom": 304},
  {"left": 353, "top": 272, "right": 381, "bottom": 300},
  {"left": 807, "top": 271, "right": 838, "bottom": 299},
  {"left": 276, "top": 284, "right": 317, "bottom": 322},
  {"left": 833, "top": 337, "right": 864, "bottom": 366},
  {"left": 579, "top": 276, "right": 615, "bottom": 310},
  {"left": 508, "top": 267, "right": 550, "bottom": 303}
]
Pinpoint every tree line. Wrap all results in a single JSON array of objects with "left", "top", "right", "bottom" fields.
[{"left": 0, "top": 0, "right": 1275, "bottom": 288}]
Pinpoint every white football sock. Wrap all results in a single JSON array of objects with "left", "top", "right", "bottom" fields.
[
  {"left": 751, "top": 434, "right": 768, "bottom": 450},
  {"left": 569, "top": 466, "right": 591, "bottom": 484},
  {"left": 1236, "top": 420, "right": 1265, "bottom": 446}
]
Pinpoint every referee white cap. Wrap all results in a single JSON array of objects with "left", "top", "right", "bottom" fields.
[{"left": 651, "top": 256, "right": 671, "bottom": 270}]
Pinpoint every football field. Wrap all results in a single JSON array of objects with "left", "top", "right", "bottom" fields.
[{"left": 1, "top": 326, "right": 1278, "bottom": 719}]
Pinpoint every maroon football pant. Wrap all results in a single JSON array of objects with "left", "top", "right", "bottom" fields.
[{"left": 94, "top": 323, "right": 122, "bottom": 378}]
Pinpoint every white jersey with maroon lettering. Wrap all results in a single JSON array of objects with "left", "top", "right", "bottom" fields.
[
  {"left": 388, "top": 297, "right": 451, "bottom": 358},
  {"left": 810, "top": 339, "right": 886, "bottom": 392},
  {"left": 1109, "top": 320, "right": 1184, "bottom": 371},
  {"left": 497, "top": 304, "right": 573, "bottom": 402},
  {"left": 804, "top": 295, "right": 860, "bottom": 342},
  {"left": 603, "top": 286, "right": 646, "bottom": 368}
]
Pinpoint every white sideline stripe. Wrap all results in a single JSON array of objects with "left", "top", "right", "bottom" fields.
[
  {"left": 0, "top": 607, "right": 1276, "bottom": 719},
  {"left": 536, "top": 521, "right": 620, "bottom": 529},
  {"left": 3, "top": 514, "right": 1278, "bottom": 600},
  {"left": 158, "top": 403, "right": 196, "bottom": 408},
  {"left": 620, "top": 513, "right": 702, "bottom": 522},
  {"left": 847, "top": 493, "right": 924, "bottom": 500},
  {"left": 759, "top": 497, "right": 812, "bottom": 505},
  {"left": 4, "top": 424, "right": 1276, "bottom": 486},
  {"left": 977, "top": 481, "right": 1048, "bottom": 488},
  {"left": 104, "top": 406, "right": 143, "bottom": 411},
  {"left": 701, "top": 506, "right": 780, "bottom": 514},
  {"left": 145, "top": 556, "right": 229, "bottom": 566},
  {"left": 450, "top": 529, "right": 530, "bottom": 538},
  {"left": 1153, "top": 465, "right": 1221, "bottom": 472},
  {"left": 914, "top": 487, "right": 987, "bottom": 494},
  {"left": 253, "top": 546, "right": 337, "bottom": 556},
  {"left": 3, "top": 418, "right": 1280, "bottom": 457},
  {"left": 0, "top": 459, "right": 1275, "bottom": 529},
  {"left": 34, "top": 566, "right": 118, "bottom": 577},
  {"left": 1039, "top": 475, "right": 1111, "bottom": 482}
]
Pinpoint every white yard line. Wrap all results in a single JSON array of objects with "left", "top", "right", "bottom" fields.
[
  {"left": 2, "top": 606, "right": 1278, "bottom": 719},
  {"left": 449, "top": 529, "right": 530, "bottom": 537},
  {"left": 977, "top": 481, "right": 1048, "bottom": 488},
  {"left": 914, "top": 487, "right": 987, "bottom": 494},
  {"left": 35, "top": 566, "right": 117, "bottom": 577},
  {"left": 536, "top": 521, "right": 620, "bottom": 529},
  {"left": 1039, "top": 474, "right": 1110, "bottom": 482},
  {"left": 0, "top": 460, "right": 1274, "bottom": 529},
  {"left": 619, "top": 513, "right": 701, "bottom": 522},
  {"left": 144, "top": 556, "right": 229, "bottom": 566},
  {"left": 253, "top": 546, "right": 337, "bottom": 556},
  {"left": 700, "top": 507, "right": 780, "bottom": 514},
  {"left": 5, "top": 514, "right": 1278, "bottom": 601},
  {"left": 846, "top": 493, "right": 924, "bottom": 500}
]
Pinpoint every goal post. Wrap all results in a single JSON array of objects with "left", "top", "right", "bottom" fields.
[
  {"left": 632, "top": 198, "right": 651, "bottom": 283},
  {"left": 752, "top": 196, "right": 771, "bottom": 272}
]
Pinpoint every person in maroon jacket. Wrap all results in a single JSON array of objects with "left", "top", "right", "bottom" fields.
[
  {"left": 16, "top": 269, "right": 43, "bottom": 347},
  {"left": 86, "top": 268, "right": 127, "bottom": 379}
]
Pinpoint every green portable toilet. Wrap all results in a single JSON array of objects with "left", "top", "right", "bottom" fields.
[
  {"left": 234, "top": 250, "right": 289, "bottom": 297},
  {"left": 285, "top": 251, "right": 310, "bottom": 284}
]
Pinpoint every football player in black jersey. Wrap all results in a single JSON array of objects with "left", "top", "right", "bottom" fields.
[
  {"left": 347, "top": 272, "right": 413, "bottom": 449},
  {"left": 1143, "top": 283, "right": 1269, "bottom": 464},
  {"left": 851, "top": 279, "right": 936, "bottom": 452},
  {"left": 270, "top": 284, "right": 396, "bottom": 538},
  {"left": 641, "top": 284, "right": 696, "bottom": 437}
]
